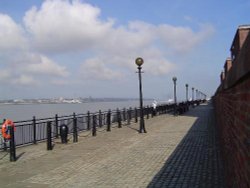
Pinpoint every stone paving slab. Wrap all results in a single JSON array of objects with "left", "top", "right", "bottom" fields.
[{"left": 0, "top": 103, "right": 225, "bottom": 188}]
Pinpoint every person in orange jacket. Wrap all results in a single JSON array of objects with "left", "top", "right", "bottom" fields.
[{"left": 1, "top": 119, "right": 15, "bottom": 140}]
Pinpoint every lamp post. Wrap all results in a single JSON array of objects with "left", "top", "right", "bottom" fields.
[
  {"left": 192, "top": 87, "right": 194, "bottom": 101},
  {"left": 196, "top": 89, "right": 198, "bottom": 100},
  {"left": 135, "top": 57, "right": 146, "bottom": 133},
  {"left": 185, "top": 84, "right": 189, "bottom": 101},
  {"left": 172, "top": 77, "right": 177, "bottom": 115}
]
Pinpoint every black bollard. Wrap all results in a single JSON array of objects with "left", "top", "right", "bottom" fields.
[
  {"left": 47, "top": 121, "right": 52, "bottom": 150},
  {"left": 55, "top": 114, "right": 59, "bottom": 138},
  {"left": 9, "top": 125, "right": 16, "bottom": 162},
  {"left": 92, "top": 115, "right": 97, "bottom": 136},
  {"left": 87, "top": 111, "right": 91, "bottom": 130},
  {"left": 123, "top": 108, "right": 126, "bottom": 122},
  {"left": 60, "top": 124, "right": 68, "bottom": 144},
  {"left": 99, "top": 110, "right": 102, "bottom": 127},
  {"left": 73, "top": 113, "right": 78, "bottom": 143},
  {"left": 151, "top": 107, "right": 154, "bottom": 118},
  {"left": 117, "top": 109, "right": 122, "bottom": 128},
  {"left": 135, "top": 108, "right": 138, "bottom": 123},
  {"left": 107, "top": 110, "right": 111, "bottom": 132},
  {"left": 127, "top": 108, "right": 131, "bottom": 125},
  {"left": 32, "top": 116, "right": 37, "bottom": 144}
]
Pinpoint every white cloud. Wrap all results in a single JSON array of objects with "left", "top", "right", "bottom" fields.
[
  {"left": 0, "top": 69, "right": 11, "bottom": 82},
  {"left": 11, "top": 75, "right": 38, "bottom": 86},
  {"left": 157, "top": 23, "right": 215, "bottom": 53},
  {"left": 80, "top": 57, "right": 123, "bottom": 80},
  {"left": 51, "top": 79, "right": 69, "bottom": 85},
  {"left": 0, "top": 0, "right": 216, "bottom": 98},
  {"left": 22, "top": 0, "right": 214, "bottom": 56},
  {"left": 0, "top": 52, "right": 69, "bottom": 87},
  {"left": 23, "top": 0, "right": 113, "bottom": 53},
  {"left": 25, "top": 55, "right": 69, "bottom": 77},
  {"left": 0, "top": 14, "right": 26, "bottom": 51}
]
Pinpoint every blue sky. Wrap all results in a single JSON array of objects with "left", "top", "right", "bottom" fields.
[{"left": 0, "top": 0, "right": 249, "bottom": 101}]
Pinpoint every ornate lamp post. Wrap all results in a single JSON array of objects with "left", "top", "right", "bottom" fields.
[
  {"left": 172, "top": 77, "right": 177, "bottom": 115},
  {"left": 135, "top": 57, "right": 146, "bottom": 133},
  {"left": 185, "top": 84, "right": 189, "bottom": 101}
]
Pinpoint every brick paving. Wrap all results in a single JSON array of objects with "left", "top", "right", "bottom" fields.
[{"left": 0, "top": 103, "right": 225, "bottom": 188}]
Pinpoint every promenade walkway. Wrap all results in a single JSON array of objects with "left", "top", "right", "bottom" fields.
[{"left": 0, "top": 103, "right": 225, "bottom": 188}]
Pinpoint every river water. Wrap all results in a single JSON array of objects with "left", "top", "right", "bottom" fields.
[{"left": 0, "top": 100, "right": 155, "bottom": 122}]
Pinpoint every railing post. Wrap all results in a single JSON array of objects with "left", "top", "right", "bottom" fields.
[
  {"left": 9, "top": 125, "right": 16, "bottom": 162},
  {"left": 87, "top": 111, "right": 90, "bottom": 130},
  {"left": 73, "top": 113, "right": 78, "bottom": 143},
  {"left": 92, "top": 115, "right": 97, "bottom": 136},
  {"left": 107, "top": 110, "right": 111, "bottom": 132},
  {"left": 32, "top": 116, "right": 37, "bottom": 144},
  {"left": 55, "top": 114, "right": 59, "bottom": 138},
  {"left": 135, "top": 107, "right": 138, "bottom": 123},
  {"left": 117, "top": 108, "right": 122, "bottom": 128},
  {"left": 99, "top": 110, "right": 102, "bottom": 127},
  {"left": 47, "top": 121, "right": 52, "bottom": 150}
]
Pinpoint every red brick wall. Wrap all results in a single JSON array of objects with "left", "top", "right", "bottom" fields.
[
  {"left": 215, "top": 79, "right": 250, "bottom": 188},
  {"left": 214, "top": 26, "right": 250, "bottom": 188}
]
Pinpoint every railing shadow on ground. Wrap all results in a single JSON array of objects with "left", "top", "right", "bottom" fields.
[{"left": 147, "top": 104, "right": 225, "bottom": 188}]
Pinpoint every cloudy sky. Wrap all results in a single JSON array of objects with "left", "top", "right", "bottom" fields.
[{"left": 0, "top": 0, "right": 249, "bottom": 100}]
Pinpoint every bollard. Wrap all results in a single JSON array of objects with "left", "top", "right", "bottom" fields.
[
  {"left": 32, "top": 116, "right": 37, "bottom": 144},
  {"left": 47, "top": 121, "right": 52, "bottom": 150},
  {"left": 55, "top": 114, "right": 59, "bottom": 138},
  {"left": 87, "top": 111, "right": 91, "bottom": 130},
  {"left": 99, "top": 110, "right": 102, "bottom": 127},
  {"left": 9, "top": 125, "right": 16, "bottom": 162},
  {"left": 129, "top": 107, "right": 132, "bottom": 124},
  {"left": 73, "top": 113, "right": 78, "bottom": 143},
  {"left": 127, "top": 108, "right": 131, "bottom": 125},
  {"left": 151, "top": 107, "right": 154, "bottom": 118},
  {"left": 135, "top": 107, "right": 138, "bottom": 123},
  {"left": 123, "top": 108, "right": 126, "bottom": 122},
  {"left": 107, "top": 110, "right": 111, "bottom": 132},
  {"left": 92, "top": 115, "right": 97, "bottom": 136},
  {"left": 117, "top": 109, "right": 122, "bottom": 128},
  {"left": 60, "top": 124, "right": 68, "bottom": 143}
]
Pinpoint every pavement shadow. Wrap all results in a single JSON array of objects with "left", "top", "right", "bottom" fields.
[
  {"left": 147, "top": 104, "right": 225, "bottom": 188},
  {"left": 16, "top": 152, "right": 25, "bottom": 161},
  {"left": 125, "top": 125, "right": 139, "bottom": 132}
]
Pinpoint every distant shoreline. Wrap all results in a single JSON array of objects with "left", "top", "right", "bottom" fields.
[{"left": 0, "top": 98, "right": 154, "bottom": 105}]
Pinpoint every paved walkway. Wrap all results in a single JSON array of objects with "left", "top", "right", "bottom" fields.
[{"left": 0, "top": 103, "right": 225, "bottom": 188}]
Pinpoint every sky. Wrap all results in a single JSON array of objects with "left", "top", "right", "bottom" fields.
[{"left": 0, "top": 0, "right": 249, "bottom": 101}]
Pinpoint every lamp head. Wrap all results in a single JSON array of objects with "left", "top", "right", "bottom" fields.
[
  {"left": 172, "top": 77, "right": 177, "bottom": 82},
  {"left": 135, "top": 57, "right": 144, "bottom": 67}
]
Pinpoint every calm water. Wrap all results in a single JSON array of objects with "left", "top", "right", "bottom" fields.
[{"left": 0, "top": 100, "right": 154, "bottom": 122}]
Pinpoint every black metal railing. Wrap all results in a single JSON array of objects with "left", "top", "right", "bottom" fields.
[{"left": 0, "top": 100, "right": 204, "bottom": 151}]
